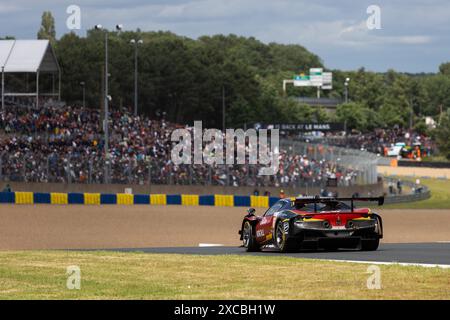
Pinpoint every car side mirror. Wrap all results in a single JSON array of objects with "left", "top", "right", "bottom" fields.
[{"left": 247, "top": 208, "right": 256, "bottom": 216}]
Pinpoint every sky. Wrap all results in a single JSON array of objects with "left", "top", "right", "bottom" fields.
[{"left": 0, "top": 0, "right": 449, "bottom": 73}]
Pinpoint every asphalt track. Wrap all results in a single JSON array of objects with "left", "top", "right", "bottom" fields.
[
  {"left": 2, "top": 206, "right": 450, "bottom": 266},
  {"left": 104, "top": 242, "right": 450, "bottom": 266}
]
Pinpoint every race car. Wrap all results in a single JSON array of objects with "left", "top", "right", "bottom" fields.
[{"left": 239, "top": 196, "right": 384, "bottom": 252}]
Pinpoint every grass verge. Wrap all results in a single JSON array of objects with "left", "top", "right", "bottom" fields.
[
  {"left": 0, "top": 251, "right": 449, "bottom": 299},
  {"left": 383, "top": 177, "right": 450, "bottom": 209}
]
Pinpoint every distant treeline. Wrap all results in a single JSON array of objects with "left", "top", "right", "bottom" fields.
[
  {"left": 3, "top": 24, "right": 450, "bottom": 134},
  {"left": 55, "top": 30, "right": 325, "bottom": 128},
  {"left": 54, "top": 30, "right": 450, "bottom": 131},
  {"left": 15, "top": 9, "right": 450, "bottom": 160}
]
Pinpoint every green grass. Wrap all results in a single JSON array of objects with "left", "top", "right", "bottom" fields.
[
  {"left": 422, "top": 155, "right": 450, "bottom": 163},
  {"left": 0, "top": 251, "right": 449, "bottom": 299},
  {"left": 383, "top": 177, "right": 450, "bottom": 209}
]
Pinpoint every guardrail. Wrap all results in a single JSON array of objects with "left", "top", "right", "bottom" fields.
[
  {"left": 398, "top": 160, "right": 450, "bottom": 168},
  {"left": 383, "top": 177, "right": 431, "bottom": 204}
]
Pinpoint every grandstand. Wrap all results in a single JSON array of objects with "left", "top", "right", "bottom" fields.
[
  {"left": 0, "top": 105, "right": 363, "bottom": 191},
  {"left": 0, "top": 40, "right": 381, "bottom": 197},
  {"left": 0, "top": 40, "right": 60, "bottom": 108}
]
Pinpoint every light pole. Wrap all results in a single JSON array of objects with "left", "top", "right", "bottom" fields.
[
  {"left": 130, "top": 39, "right": 143, "bottom": 116},
  {"left": 80, "top": 81, "right": 86, "bottom": 108},
  {"left": 1, "top": 66, "right": 4, "bottom": 110},
  {"left": 95, "top": 24, "right": 123, "bottom": 146},
  {"left": 222, "top": 86, "right": 226, "bottom": 131},
  {"left": 344, "top": 77, "right": 350, "bottom": 103},
  {"left": 95, "top": 23, "right": 123, "bottom": 183}
]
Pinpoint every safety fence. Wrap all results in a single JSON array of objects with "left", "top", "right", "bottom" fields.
[
  {"left": 0, "top": 138, "right": 378, "bottom": 188},
  {"left": 282, "top": 139, "right": 379, "bottom": 185},
  {"left": 0, "top": 192, "right": 279, "bottom": 208}
]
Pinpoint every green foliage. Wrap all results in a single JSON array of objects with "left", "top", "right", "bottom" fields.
[
  {"left": 362, "top": 107, "right": 383, "bottom": 130},
  {"left": 435, "top": 111, "right": 450, "bottom": 160},
  {"left": 413, "top": 118, "right": 429, "bottom": 136},
  {"left": 336, "top": 102, "right": 370, "bottom": 131},
  {"left": 331, "top": 68, "right": 443, "bottom": 132},
  {"left": 420, "top": 75, "right": 450, "bottom": 116},
  {"left": 278, "top": 100, "right": 315, "bottom": 122},
  {"left": 54, "top": 30, "right": 322, "bottom": 128},
  {"left": 35, "top": 18, "right": 450, "bottom": 132},
  {"left": 439, "top": 62, "right": 450, "bottom": 76},
  {"left": 37, "top": 11, "right": 56, "bottom": 43}
]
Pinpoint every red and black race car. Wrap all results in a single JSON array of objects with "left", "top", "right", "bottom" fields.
[{"left": 239, "top": 196, "right": 384, "bottom": 252}]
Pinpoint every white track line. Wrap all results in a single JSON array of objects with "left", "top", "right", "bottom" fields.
[
  {"left": 198, "top": 243, "right": 224, "bottom": 247},
  {"left": 326, "top": 259, "right": 450, "bottom": 269}
]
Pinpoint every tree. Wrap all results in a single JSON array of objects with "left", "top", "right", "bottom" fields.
[
  {"left": 339, "top": 68, "right": 385, "bottom": 110},
  {"left": 435, "top": 110, "right": 450, "bottom": 160},
  {"left": 421, "top": 75, "right": 450, "bottom": 116},
  {"left": 37, "top": 11, "right": 56, "bottom": 43},
  {"left": 336, "top": 102, "right": 369, "bottom": 131},
  {"left": 439, "top": 62, "right": 450, "bottom": 76},
  {"left": 47, "top": 21, "right": 450, "bottom": 131},
  {"left": 379, "top": 71, "right": 412, "bottom": 127},
  {"left": 362, "top": 108, "right": 383, "bottom": 131}
]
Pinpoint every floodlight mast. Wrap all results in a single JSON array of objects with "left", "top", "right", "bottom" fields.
[
  {"left": 94, "top": 23, "right": 123, "bottom": 183},
  {"left": 344, "top": 78, "right": 350, "bottom": 103},
  {"left": 130, "top": 39, "right": 143, "bottom": 116}
]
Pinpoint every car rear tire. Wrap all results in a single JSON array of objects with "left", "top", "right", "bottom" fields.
[
  {"left": 242, "top": 221, "right": 260, "bottom": 252},
  {"left": 361, "top": 238, "right": 380, "bottom": 251},
  {"left": 275, "top": 220, "right": 298, "bottom": 253}
]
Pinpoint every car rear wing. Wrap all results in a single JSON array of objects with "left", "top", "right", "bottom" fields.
[{"left": 293, "top": 196, "right": 384, "bottom": 213}]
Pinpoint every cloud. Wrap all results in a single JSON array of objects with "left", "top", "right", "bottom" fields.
[
  {"left": 0, "top": 0, "right": 448, "bottom": 72},
  {"left": 0, "top": 3, "right": 20, "bottom": 13},
  {"left": 338, "top": 20, "right": 433, "bottom": 46},
  {"left": 288, "top": 19, "right": 433, "bottom": 49}
]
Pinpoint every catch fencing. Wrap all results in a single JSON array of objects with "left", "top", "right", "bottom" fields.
[
  {"left": 0, "top": 139, "right": 379, "bottom": 188},
  {"left": 281, "top": 139, "right": 379, "bottom": 185}
]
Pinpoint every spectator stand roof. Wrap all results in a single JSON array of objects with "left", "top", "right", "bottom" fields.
[
  {"left": 0, "top": 40, "right": 61, "bottom": 108},
  {"left": 0, "top": 39, "right": 59, "bottom": 73}
]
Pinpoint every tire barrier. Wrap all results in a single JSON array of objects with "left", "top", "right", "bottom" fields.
[{"left": 0, "top": 192, "right": 282, "bottom": 208}]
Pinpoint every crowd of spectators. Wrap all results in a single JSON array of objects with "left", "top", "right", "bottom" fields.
[
  {"left": 322, "top": 128, "right": 434, "bottom": 159},
  {"left": 0, "top": 105, "right": 357, "bottom": 187}
]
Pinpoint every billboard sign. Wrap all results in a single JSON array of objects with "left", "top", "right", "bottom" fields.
[
  {"left": 285, "top": 68, "right": 332, "bottom": 91},
  {"left": 255, "top": 123, "right": 345, "bottom": 132},
  {"left": 293, "top": 75, "right": 312, "bottom": 87},
  {"left": 322, "top": 72, "right": 333, "bottom": 90},
  {"left": 309, "top": 68, "right": 323, "bottom": 87}
]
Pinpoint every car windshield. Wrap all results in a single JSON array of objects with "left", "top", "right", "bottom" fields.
[{"left": 295, "top": 201, "right": 351, "bottom": 212}]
